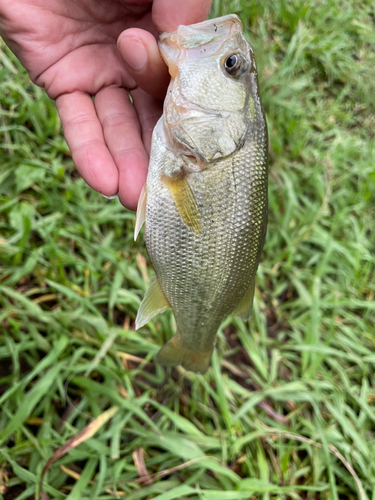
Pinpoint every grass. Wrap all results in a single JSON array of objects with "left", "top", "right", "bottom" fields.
[{"left": 0, "top": 0, "right": 374, "bottom": 498}]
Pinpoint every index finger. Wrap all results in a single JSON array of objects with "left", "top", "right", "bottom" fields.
[{"left": 152, "top": 0, "right": 212, "bottom": 32}]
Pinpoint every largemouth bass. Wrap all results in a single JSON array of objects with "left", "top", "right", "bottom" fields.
[{"left": 134, "top": 14, "right": 268, "bottom": 373}]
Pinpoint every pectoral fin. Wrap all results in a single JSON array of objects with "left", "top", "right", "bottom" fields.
[
  {"left": 134, "top": 184, "right": 147, "bottom": 241},
  {"left": 233, "top": 279, "right": 256, "bottom": 321},
  {"left": 135, "top": 276, "right": 170, "bottom": 329},
  {"left": 162, "top": 175, "right": 203, "bottom": 234}
]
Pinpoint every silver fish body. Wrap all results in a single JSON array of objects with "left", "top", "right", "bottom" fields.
[{"left": 135, "top": 15, "right": 268, "bottom": 373}]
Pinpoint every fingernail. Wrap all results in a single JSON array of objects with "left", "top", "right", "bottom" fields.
[
  {"left": 100, "top": 192, "right": 118, "bottom": 200},
  {"left": 120, "top": 36, "right": 147, "bottom": 72}
]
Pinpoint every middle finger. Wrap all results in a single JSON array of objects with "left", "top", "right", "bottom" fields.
[{"left": 95, "top": 86, "right": 149, "bottom": 210}]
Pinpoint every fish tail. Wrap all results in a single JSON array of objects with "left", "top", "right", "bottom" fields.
[{"left": 156, "top": 334, "right": 213, "bottom": 374}]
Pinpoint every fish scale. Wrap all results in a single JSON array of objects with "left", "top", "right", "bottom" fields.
[{"left": 135, "top": 14, "right": 268, "bottom": 373}]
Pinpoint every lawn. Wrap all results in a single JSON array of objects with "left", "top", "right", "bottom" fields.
[{"left": 1, "top": 0, "right": 375, "bottom": 499}]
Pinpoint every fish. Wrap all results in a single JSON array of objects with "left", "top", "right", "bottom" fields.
[{"left": 134, "top": 14, "right": 268, "bottom": 374}]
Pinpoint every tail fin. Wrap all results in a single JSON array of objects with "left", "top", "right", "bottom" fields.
[{"left": 156, "top": 335, "right": 213, "bottom": 374}]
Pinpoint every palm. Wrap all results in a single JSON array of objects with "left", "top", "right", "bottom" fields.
[{"left": 0, "top": 0, "right": 212, "bottom": 209}]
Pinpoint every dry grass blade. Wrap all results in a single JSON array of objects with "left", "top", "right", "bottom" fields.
[
  {"left": 257, "top": 401, "right": 289, "bottom": 426},
  {"left": 133, "top": 448, "right": 152, "bottom": 484},
  {"left": 58, "top": 465, "right": 82, "bottom": 482},
  {"left": 262, "top": 428, "right": 366, "bottom": 500},
  {"left": 39, "top": 406, "right": 119, "bottom": 499},
  {"left": 0, "top": 463, "right": 9, "bottom": 495},
  {"left": 117, "top": 351, "right": 149, "bottom": 366},
  {"left": 131, "top": 457, "right": 219, "bottom": 484},
  {"left": 137, "top": 253, "right": 149, "bottom": 283}
]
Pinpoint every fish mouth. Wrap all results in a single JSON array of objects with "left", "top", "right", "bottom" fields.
[
  {"left": 159, "top": 14, "right": 242, "bottom": 49},
  {"left": 158, "top": 15, "right": 243, "bottom": 74}
]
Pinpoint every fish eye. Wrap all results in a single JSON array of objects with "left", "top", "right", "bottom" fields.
[{"left": 224, "top": 54, "right": 243, "bottom": 75}]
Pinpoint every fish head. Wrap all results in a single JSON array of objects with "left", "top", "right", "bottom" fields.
[{"left": 159, "top": 14, "right": 262, "bottom": 164}]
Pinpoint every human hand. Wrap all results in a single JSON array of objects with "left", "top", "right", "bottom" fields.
[{"left": 0, "top": 0, "right": 212, "bottom": 209}]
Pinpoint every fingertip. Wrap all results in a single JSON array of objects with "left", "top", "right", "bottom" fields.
[
  {"left": 118, "top": 28, "right": 157, "bottom": 48},
  {"left": 118, "top": 30, "right": 150, "bottom": 73},
  {"left": 118, "top": 161, "right": 148, "bottom": 212},
  {"left": 74, "top": 145, "right": 119, "bottom": 196},
  {"left": 118, "top": 28, "right": 169, "bottom": 100}
]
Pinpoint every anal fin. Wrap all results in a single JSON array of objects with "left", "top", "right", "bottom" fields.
[
  {"left": 232, "top": 279, "right": 256, "bottom": 321},
  {"left": 156, "top": 334, "right": 213, "bottom": 374},
  {"left": 135, "top": 276, "right": 170, "bottom": 329},
  {"left": 162, "top": 175, "right": 203, "bottom": 234}
]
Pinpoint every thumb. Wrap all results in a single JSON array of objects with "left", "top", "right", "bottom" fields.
[
  {"left": 117, "top": 28, "right": 169, "bottom": 101},
  {"left": 152, "top": 0, "right": 212, "bottom": 32}
]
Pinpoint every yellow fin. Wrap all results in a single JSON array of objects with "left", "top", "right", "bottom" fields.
[
  {"left": 232, "top": 279, "right": 256, "bottom": 321},
  {"left": 156, "top": 334, "right": 213, "bottom": 374},
  {"left": 134, "top": 184, "right": 147, "bottom": 241},
  {"left": 162, "top": 175, "right": 203, "bottom": 234},
  {"left": 135, "top": 276, "right": 170, "bottom": 329}
]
